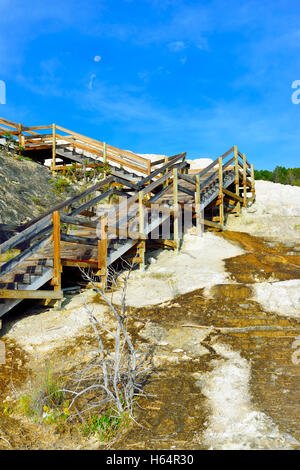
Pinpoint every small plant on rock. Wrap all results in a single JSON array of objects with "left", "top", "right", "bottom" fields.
[
  {"left": 50, "top": 176, "right": 71, "bottom": 195},
  {"left": 18, "top": 364, "right": 66, "bottom": 422}
]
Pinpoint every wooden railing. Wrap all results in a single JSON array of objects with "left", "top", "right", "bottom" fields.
[
  {"left": 177, "top": 145, "right": 255, "bottom": 231},
  {"left": 0, "top": 154, "right": 189, "bottom": 292},
  {"left": 0, "top": 137, "right": 255, "bottom": 299},
  {"left": 0, "top": 116, "right": 254, "bottom": 227},
  {"left": 0, "top": 154, "right": 180, "bottom": 282},
  {"left": 0, "top": 117, "right": 151, "bottom": 176}
]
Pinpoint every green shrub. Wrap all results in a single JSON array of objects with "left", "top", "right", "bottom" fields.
[
  {"left": 255, "top": 166, "right": 300, "bottom": 186},
  {"left": 50, "top": 176, "right": 71, "bottom": 195},
  {"left": 81, "top": 409, "right": 129, "bottom": 441},
  {"left": 31, "top": 197, "right": 45, "bottom": 206}
]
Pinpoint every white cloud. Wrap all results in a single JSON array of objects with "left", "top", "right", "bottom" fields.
[
  {"left": 168, "top": 40, "right": 186, "bottom": 52},
  {"left": 88, "top": 73, "right": 96, "bottom": 90},
  {"left": 94, "top": 55, "right": 102, "bottom": 63},
  {"left": 70, "top": 75, "right": 300, "bottom": 167}
]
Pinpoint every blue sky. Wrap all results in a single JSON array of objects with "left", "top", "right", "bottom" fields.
[{"left": 0, "top": 0, "right": 300, "bottom": 169}]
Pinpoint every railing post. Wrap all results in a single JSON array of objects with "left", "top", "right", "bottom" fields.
[
  {"left": 173, "top": 168, "right": 179, "bottom": 250},
  {"left": 51, "top": 123, "right": 56, "bottom": 172},
  {"left": 251, "top": 163, "right": 255, "bottom": 201},
  {"left": 243, "top": 153, "right": 247, "bottom": 207},
  {"left": 182, "top": 152, "right": 187, "bottom": 174},
  {"left": 139, "top": 191, "right": 144, "bottom": 235},
  {"left": 18, "top": 123, "right": 22, "bottom": 155},
  {"left": 218, "top": 157, "right": 224, "bottom": 226},
  {"left": 138, "top": 191, "right": 146, "bottom": 269},
  {"left": 52, "top": 211, "right": 62, "bottom": 306},
  {"left": 195, "top": 174, "right": 201, "bottom": 235},
  {"left": 163, "top": 156, "right": 169, "bottom": 188},
  {"left": 97, "top": 216, "right": 107, "bottom": 288},
  {"left": 103, "top": 142, "right": 108, "bottom": 181},
  {"left": 147, "top": 159, "right": 151, "bottom": 176},
  {"left": 103, "top": 142, "right": 107, "bottom": 165},
  {"left": 18, "top": 123, "right": 22, "bottom": 144},
  {"left": 234, "top": 145, "right": 240, "bottom": 214},
  {"left": 137, "top": 241, "right": 145, "bottom": 271},
  {"left": 103, "top": 142, "right": 107, "bottom": 179}
]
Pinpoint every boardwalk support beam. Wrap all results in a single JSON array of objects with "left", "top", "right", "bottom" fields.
[
  {"left": 234, "top": 145, "right": 240, "bottom": 215},
  {"left": 51, "top": 211, "right": 62, "bottom": 307},
  {"left": 138, "top": 192, "right": 146, "bottom": 270},
  {"left": 97, "top": 216, "right": 108, "bottom": 289},
  {"left": 51, "top": 123, "right": 56, "bottom": 172},
  {"left": 251, "top": 163, "right": 255, "bottom": 200},
  {"left": 243, "top": 153, "right": 247, "bottom": 207},
  {"left": 218, "top": 156, "right": 224, "bottom": 226},
  {"left": 195, "top": 174, "right": 201, "bottom": 236},
  {"left": 173, "top": 168, "right": 179, "bottom": 250}
]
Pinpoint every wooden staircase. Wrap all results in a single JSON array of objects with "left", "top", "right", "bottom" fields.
[{"left": 0, "top": 117, "right": 256, "bottom": 319}]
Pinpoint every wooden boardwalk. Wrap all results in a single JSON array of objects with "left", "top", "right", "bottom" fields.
[{"left": 0, "top": 117, "right": 255, "bottom": 318}]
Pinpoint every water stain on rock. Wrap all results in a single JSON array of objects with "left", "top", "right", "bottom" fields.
[{"left": 219, "top": 231, "right": 300, "bottom": 283}]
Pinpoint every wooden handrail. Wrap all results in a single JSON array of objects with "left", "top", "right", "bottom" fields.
[
  {"left": 238, "top": 150, "right": 251, "bottom": 167},
  {"left": 55, "top": 124, "right": 149, "bottom": 167},
  {"left": 22, "top": 125, "right": 52, "bottom": 131},
  {"left": 21, "top": 175, "right": 115, "bottom": 230},
  {"left": 0, "top": 234, "right": 52, "bottom": 277},
  {"left": 222, "top": 156, "right": 235, "bottom": 170},
  {"left": 0, "top": 117, "right": 20, "bottom": 130},
  {"left": 0, "top": 117, "right": 150, "bottom": 175},
  {"left": 137, "top": 153, "right": 186, "bottom": 188},
  {"left": 0, "top": 215, "right": 52, "bottom": 254},
  {"left": 49, "top": 132, "right": 148, "bottom": 173},
  {"left": 197, "top": 147, "right": 234, "bottom": 180},
  {"left": 0, "top": 128, "right": 19, "bottom": 136}
]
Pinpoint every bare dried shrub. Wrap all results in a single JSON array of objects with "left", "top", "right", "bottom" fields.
[{"left": 61, "top": 261, "right": 151, "bottom": 425}]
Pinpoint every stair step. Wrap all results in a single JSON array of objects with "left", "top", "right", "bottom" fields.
[
  {"left": 14, "top": 273, "right": 32, "bottom": 284},
  {"left": 26, "top": 265, "right": 44, "bottom": 275},
  {"left": 0, "top": 282, "right": 18, "bottom": 290},
  {"left": 37, "top": 258, "right": 54, "bottom": 267}
]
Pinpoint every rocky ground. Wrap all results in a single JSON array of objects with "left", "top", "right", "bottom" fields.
[
  {"left": 0, "top": 152, "right": 78, "bottom": 226},
  {"left": 226, "top": 180, "right": 300, "bottom": 242},
  {"left": 0, "top": 180, "right": 300, "bottom": 449}
]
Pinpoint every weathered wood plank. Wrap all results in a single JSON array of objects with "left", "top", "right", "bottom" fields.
[
  {"left": 70, "top": 189, "right": 114, "bottom": 216},
  {"left": 137, "top": 153, "right": 186, "bottom": 188},
  {"left": 177, "top": 184, "right": 194, "bottom": 197},
  {"left": 62, "top": 259, "right": 98, "bottom": 268},
  {"left": 223, "top": 188, "right": 243, "bottom": 203},
  {"left": 0, "top": 235, "right": 52, "bottom": 277},
  {"left": 198, "top": 147, "right": 234, "bottom": 179},
  {"left": 21, "top": 176, "right": 114, "bottom": 230},
  {"left": 0, "top": 290, "right": 63, "bottom": 299},
  {"left": 60, "top": 214, "right": 97, "bottom": 228},
  {"left": 201, "top": 219, "right": 224, "bottom": 230},
  {"left": 0, "top": 215, "right": 52, "bottom": 254},
  {"left": 173, "top": 168, "right": 179, "bottom": 250},
  {"left": 178, "top": 172, "right": 195, "bottom": 185},
  {"left": 60, "top": 233, "right": 98, "bottom": 246}
]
